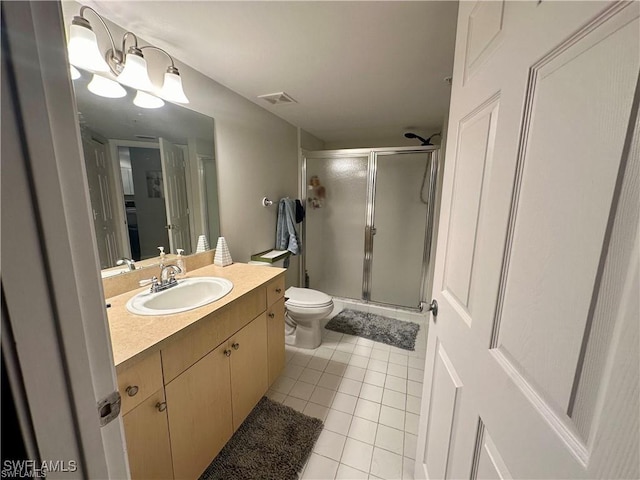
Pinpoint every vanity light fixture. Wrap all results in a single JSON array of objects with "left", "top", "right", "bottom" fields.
[
  {"left": 134, "top": 90, "right": 165, "bottom": 109},
  {"left": 88, "top": 74, "right": 127, "bottom": 99},
  {"left": 67, "top": 5, "right": 189, "bottom": 104}
]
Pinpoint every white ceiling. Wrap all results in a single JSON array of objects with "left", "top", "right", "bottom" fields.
[{"left": 79, "top": 1, "right": 459, "bottom": 145}]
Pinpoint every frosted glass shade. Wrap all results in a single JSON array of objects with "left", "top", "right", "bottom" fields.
[
  {"left": 70, "top": 65, "right": 81, "bottom": 80},
  {"left": 87, "top": 74, "right": 126, "bottom": 98},
  {"left": 117, "top": 53, "right": 154, "bottom": 91},
  {"left": 67, "top": 24, "right": 110, "bottom": 73},
  {"left": 159, "top": 71, "right": 189, "bottom": 104},
  {"left": 133, "top": 90, "right": 164, "bottom": 109}
]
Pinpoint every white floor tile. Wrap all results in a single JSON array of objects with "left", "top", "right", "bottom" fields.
[
  {"left": 387, "top": 363, "right": 408, "bottom": 379},
  {"left": 354, "top": 398, "right": 381, "bottom": 423},
  {"left": 404, "top": 433, "right": 417, "bottom": 460},
  {"left": 291, "top": 352, "right": 313, "bottom": 367},
  {"left": 299, "top": 368, "right": 324, "bottom": 385},
  {"left": 307, "top": 356, "right": 330, "bottom": 372},
  {"left": 344, "top": 365, "right": 367, "bottom": 382},
  {"left": 338, "top": 378, "right": 363, "bottom": 397},
  {"left": 372, "top": 343, "right": 391, "bottom": 353},
  {"left": 341, "top": 438, "right": 373, "bottom": 473},
  {"left": 266, "top": 390, "right": 286, "bottom": 403},
  {"left": 370, "top": 447, "right": 403, "bottom": 480},
  {"left": 389, "top": 346, "right": 410, "bottom": 357},
  {"left": 271, "top": 376, "right": 296, "bottom": 395},
  {"left": 289, "top": 381, "right": 316, "bottom": 401},
  {"left": 324, "top": 409, "right": 353, "bottom": 436},
  {"left": 336, "top": 463, "right": 368, "bottom": 480},
  {"left": 363, "top": 370, "right": 387, "bottom": 388},
  {"left": 310, "top": 386, "right": 337, "bottom": 407},
  {"left": 382, "top": 389, "right": 406, "bottom": 410},
  {"left": 341, "top": 334, "right": 359, "bottom": 344},
  {"left": 406, "top": 395, "right": 421, "bottom": 415},
  {"left": 302, "top": 453, "right": 339, "bottom": 480},
  {"left": 402, "top": 456, "right": 415, "bottom": 480},
  {"left": 407, "top": 367, "right": 423, "bottom": 382},
  {"left": 332, "top": 350, "right": 352, "bottom": 364},
  {"left": 326, "top": 360, "right": 350, "bottom": 376},
  {"left": 368, "top": 359, "right": 388, "bottom": 374},
  {"left": 357, "top": 338, "right": 376, "bottom": 347},
  {"left": 407, "top": 380, "right": 423, "bottom": 398},
  {"left": 348, "top": 416, "right": 378, "bottom": 445},
  {"left": 304, "top": 402, "right": 330, "bottom": 421},
  {"left": 353, "top": 345, "right": 373, "bottom": 358},
  {"left": 374, "top": 425, "right": 404, "bottom": 455},
  {"left": 349, "top": 354, "right": 370, "bottom": 369},
  {"left": 384, "top": 375, "right": 407, "bottom": 394},
  {"left": 314, "top": 347, "right": 336, "bottom": 359},
  {"left": 408, "top": 357, "right": 425, "bottom": 370},
  {"left": 360, "top": 384, "right": 384, "bottom": 403},
  {"left": 332, "top": 392, "right": 358, "bottom": 415},
  {"left": 370, "top": 350, "right": 390, "bottom": 362},
  {"left": 404, "top": 413, "right": 419, "bottom": 435},
  {"left": 319, "top": 372, "right": 343, "bottom": 391},
  {"left": 388, "top": 353, "right": 409, "bottom": 366},
  {"left": 283, "top": 364, "right": 305, "bottom": 380},
  {"left": 379, "top": 405, "right": 405, "bottom": 431},
  {"left": 314, "top": 429, "right": 347, "bottom": 461},
  {"left": 283, "top": 396, "right": 307, "bottom": 412},
  {"left": 337, "top": 342, "right": 356, "bottom": 354}
]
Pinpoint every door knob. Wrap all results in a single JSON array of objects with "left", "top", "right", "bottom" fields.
[
  {"left": 156, "top": 402, "right": 167, "bottom": 412},
  {"left": 232, "top": 342, "right": 240, "bottom": 350},
  {"left": 268, "top": 312, "right": 275, "bottom": 318},
  {"left": 224, "top": 349, "right": 232, "bottom": 357},
  {"left": 426, "top": 299, "right": 438, "bottom": 317},
  {"left": 275, "top": 288, "right": 282, "bottom": 293},
  {"left": 125, "top": 385, "right": 139, "bottom": 397}
]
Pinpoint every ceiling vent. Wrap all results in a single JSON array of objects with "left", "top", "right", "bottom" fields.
[{"left": 258, "top": 92, "right": 297, "bottom": 105}]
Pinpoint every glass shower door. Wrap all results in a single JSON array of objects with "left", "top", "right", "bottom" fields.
[{"left": 368, "top": 152, "right": 434, "bottom": 308}]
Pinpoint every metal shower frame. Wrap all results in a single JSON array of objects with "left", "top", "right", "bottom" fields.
[{"left": 300, "top": 145, "right": 440, "bottom": 312}]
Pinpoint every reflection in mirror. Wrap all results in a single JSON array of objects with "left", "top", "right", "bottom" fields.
[{"left": 71, "top": 67, "right": 220, "bottom": 272}]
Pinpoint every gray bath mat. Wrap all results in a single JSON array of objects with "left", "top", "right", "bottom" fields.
[
  {"left": 325, "top": 309, "right": 420, "bottom": 351},
  {"left": 199, "top": 396, "right": 323, "bottom": 480}
]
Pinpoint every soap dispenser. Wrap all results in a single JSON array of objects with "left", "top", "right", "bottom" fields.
[
  {"left": 158, "top": 246, "right": 166, "bottom": 267},
  {"left": 176, "top": 249, "right": 186, "bottom": 278}
]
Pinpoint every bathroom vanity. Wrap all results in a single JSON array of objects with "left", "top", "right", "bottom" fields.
[{"left": 105, "top": 262, "right": 286, "bottom": 480}]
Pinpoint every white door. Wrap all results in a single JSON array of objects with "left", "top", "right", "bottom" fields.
[
  {"left": 416, "top": 2, "right": 639, "bottom": 479},
  {"left": 81, "top": 131, "right": 119, "bottom": 267},
  {"left": 159, "top": 137, "right": 192, "bottom": 253}
]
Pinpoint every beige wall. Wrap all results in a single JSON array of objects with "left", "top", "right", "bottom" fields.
[{"left": 63, "top": 3, "right": 300, "bottom": 285}]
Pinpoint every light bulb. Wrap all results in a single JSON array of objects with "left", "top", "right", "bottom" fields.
[
  {"left": 133, "top": 90, "right": 164, "bottom": 109},
  {"left": 70, "top": 65, "right": 81, "bottom": 80},
  {"left": 117, "top": 52, "right": 154, "bottom": 91},
  {"left": 87, "top": 74, "right": 127, "bottom": 98},
  {"left": 67, "top": 22, "right": 110, "bottom": 73},
  {"left": 159, "top": 68, "right": 189, "bottom": 104}
]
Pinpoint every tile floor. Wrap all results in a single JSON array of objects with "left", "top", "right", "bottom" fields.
[{"left": 266, "top": 303, "right": 428, "bottom": 480}]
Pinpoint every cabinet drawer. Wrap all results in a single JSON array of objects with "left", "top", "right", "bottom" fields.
[
  {"left": 117, "top": 351, "right": 163, "bottom": 415},
  {"left": 266, "top": 275, "right": 285, "bottom": 306},
  {"left": 162, "top": 287, "right": 266, "bottom": 383}
]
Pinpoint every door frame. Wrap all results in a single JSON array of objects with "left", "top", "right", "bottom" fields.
[{"left": 301, "top": 146, "right": 439, "bottom": 311}]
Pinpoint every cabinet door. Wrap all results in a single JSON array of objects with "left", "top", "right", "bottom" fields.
[
  {"left": 165, "top": 343, "right": 233, "bottom": 480},
  {"left": 229, "top": 313, "right": 268, "bottom": 430},
  {"left": 122, "top": 389, "right": 173, "bottom": 480},
  {"left": 267, "top": 297, "right": 286, "bottom": 386}
]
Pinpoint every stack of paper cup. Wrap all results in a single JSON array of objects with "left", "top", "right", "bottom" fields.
[
  {"left": 214, "top": 237, "right": 233, "bottom": 267},
  {"left": 196, "top": 235, "right": 210, "bottom": 253}
]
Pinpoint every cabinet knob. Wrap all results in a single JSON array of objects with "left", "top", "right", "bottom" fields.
[
  {"left": 156, "top": 402, "right": 167, "bottom": 412},
  {"left": 125, "top": 385, "right": 139, "bottom": 397},
  {"left": 232, "top": 342, "right": 240, "bottom": 350},
  {"left": 275, "top": 287, "right": 282, "bottom": 293},
  {"left": 268, "top": 312, "right": 275, "bottom": 318},
  {"left": 224, "top": 349, "right": 232, "bottom": 357}
]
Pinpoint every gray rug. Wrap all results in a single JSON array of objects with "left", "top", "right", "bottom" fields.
[
  {"left": 325, "top": 309, "right": 420, "bottom": 351},
  {"left": 199, "top": 396, "right": 323, "bottom": 480}
]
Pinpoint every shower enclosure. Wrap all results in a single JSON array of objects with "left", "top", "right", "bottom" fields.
[{"left": 301, "top": 146, "right": 439, "bottom": 311}]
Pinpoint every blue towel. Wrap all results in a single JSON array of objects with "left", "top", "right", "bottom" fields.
[{"left": 276, "top": 198, "right": 300, "bottom": 267}]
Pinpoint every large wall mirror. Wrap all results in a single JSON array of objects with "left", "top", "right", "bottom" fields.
[{"left": 71, "top": 67, "right": 220, "bottom": 274}]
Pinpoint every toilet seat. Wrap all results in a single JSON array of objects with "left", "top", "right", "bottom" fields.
[{"left": 285, "top": 287, "right": 332, "bottom": 308}]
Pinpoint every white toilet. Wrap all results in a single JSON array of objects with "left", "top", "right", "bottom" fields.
[{"left": 284, "top": 287, "right": 333, "bottom": 349}]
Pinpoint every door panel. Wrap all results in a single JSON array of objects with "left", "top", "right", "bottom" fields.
[
  {"left": 416, "top": 2, "right": 639, "bottom": 479},
  {"left": 159, "top": 137, "right": 191, "bottom": 254}
]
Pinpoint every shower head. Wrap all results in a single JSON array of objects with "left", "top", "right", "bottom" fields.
[{"left": 404, "top": 131, "right": 442, "bottom": 146}]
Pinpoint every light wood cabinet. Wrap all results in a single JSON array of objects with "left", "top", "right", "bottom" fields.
[
  {"left": 117, "top": 351, "right": 163, "bottom": 415},
  {"left": 230, "top": 313, "right": 268, "bottom": 429},
  {"left": 122, "top": 389, "right": 173, "bottom": 479},
  {"left": 165, "top": 342, "right": 233, "bottom": 480},
  {"left": 267, "top": 297, "right": 286, "bottom": 385}
]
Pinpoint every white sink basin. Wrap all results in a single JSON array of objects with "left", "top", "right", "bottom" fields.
[{"left": 126, "top": 277, "right": 234, "bottom": 316}]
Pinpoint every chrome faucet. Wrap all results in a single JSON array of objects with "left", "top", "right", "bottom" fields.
[
  {"left": 116, "top": 258, "right": 136, "bottom": 271},
  {"left": 139, "top": 264, "right": 182, "bottom": 293}
]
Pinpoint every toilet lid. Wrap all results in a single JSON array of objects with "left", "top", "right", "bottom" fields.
[{"left": 285, "top": 287, "right": 333, "bottom": 308}]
